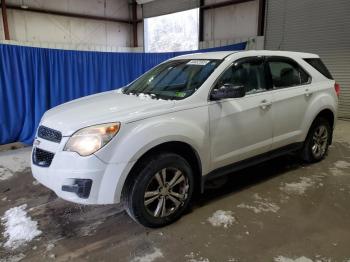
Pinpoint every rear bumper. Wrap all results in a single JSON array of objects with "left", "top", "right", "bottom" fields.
[{"left": 31, "top": 145, "right": 134, "bottom": 205}]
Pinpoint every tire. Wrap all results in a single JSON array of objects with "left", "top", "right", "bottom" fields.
[
  {"left": 122, "top": 152, "right": 194, "bottom": 228},
  {"left": 301, "top": 117, "right": 331, "bottom": 163}
]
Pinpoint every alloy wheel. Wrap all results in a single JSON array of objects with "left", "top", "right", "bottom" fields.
[
  {"left": 311, "top": 125, "right": 328, "bottom": 159},
  {"left": 144, "top": 167, "right": 189, "bottom": 218}
]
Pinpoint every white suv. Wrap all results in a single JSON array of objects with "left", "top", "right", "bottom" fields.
[{"left": 32, "top": 50, "right": 339, "bottom": 227}]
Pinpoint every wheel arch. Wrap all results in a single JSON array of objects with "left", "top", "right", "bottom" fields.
[
  {"left": 304, "top": 108, "right": 335, "bottom": 144},
  {"left": 121, "top": 141, "right": 203, "bottom": 202}
]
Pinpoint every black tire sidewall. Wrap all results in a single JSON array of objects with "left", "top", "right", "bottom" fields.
[{"left": 127, "top": 153, "right": 194, "bottom": 227}]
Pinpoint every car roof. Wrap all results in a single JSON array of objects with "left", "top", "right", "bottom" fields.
[{"left": 171, "top": 50, "right": 319, "bottom": 60}]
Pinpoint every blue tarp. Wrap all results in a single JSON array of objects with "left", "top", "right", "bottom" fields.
[{"left": 0, "top": 42, "right": 246, "bottom": 145}]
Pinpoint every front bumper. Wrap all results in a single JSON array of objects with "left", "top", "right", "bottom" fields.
[{"left": 31, "top": 136, "right": 134, "bottom": 205}]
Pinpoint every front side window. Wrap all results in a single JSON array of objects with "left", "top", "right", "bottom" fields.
[
  {"left": 124, "top": 59, "right": 221, "bottom": 100},
  {"left": 268, "top": 59, "right": 310, "bottom": 88},
  {"left": 215, "top": 58, "right": 267, "bottom": 95}
]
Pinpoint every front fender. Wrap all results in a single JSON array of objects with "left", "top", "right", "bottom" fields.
[{"left": 94, "top": 107, "right": 210, "bottom": 202}]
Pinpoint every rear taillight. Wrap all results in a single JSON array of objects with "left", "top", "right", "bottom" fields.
[{"left": 334, "top": 82, "right": 341, "bottom": 97}]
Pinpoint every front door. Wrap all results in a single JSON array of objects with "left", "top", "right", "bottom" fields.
[{"left": 209, "top": 57, "right": 273, "bottom": 170}]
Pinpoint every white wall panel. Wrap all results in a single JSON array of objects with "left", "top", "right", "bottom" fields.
[
  {"left": 1, "top": 0, "right": 139, "bottom": 47},
  {"left": 203, "top": 0, "right": 259, "bottom": 41}
]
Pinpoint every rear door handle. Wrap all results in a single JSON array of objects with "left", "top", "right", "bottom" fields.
[
  {"left": 305, "top": 88, "right": 313, "bottom": 97},
  {"left": 260, "top": 99, "right": 272, "bottom": 110}
]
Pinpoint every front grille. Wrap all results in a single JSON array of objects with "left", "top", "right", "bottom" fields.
[
  {"left": 38, "top": 125, "right": 62, "bottom": 143},
  {"left": 32, "top": 147, "right": 55, "bottom": 167}
]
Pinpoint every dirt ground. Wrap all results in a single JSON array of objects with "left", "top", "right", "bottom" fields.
[{"left": 1, "top": 120, "right": 350, "bottom": 262}]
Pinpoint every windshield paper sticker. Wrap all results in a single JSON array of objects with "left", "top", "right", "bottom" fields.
[
  {"left": 175, "top": 92, "right": 186, "bottom": 98},
  {"left": 187, "top": 60, "right": 210, "bottom": 66}
]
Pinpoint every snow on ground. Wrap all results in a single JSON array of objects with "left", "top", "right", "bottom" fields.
[
  {"left": 207, "top": 210, "right": 235, "bottom": 228},
  {"left": 0, "top": 147, "right": 31, "bottom": 180},
  {"left": 1, "top": 204, "right": 42, "bottom": 250},
  {"left": 334, "top": 160, "right": 350, "bottom": 169},
  {"left": 329, "top": 160, "right": 350, "bottom": 176},
  {"left": 274, "top": 256, "right": 313, "bottom": 262},
  {"left": 279, "top": 176, "right": 322, "bottom": 195},
  {"left": 185, "top": 252, "right": 210, "bottom": 262},
  {"left": 237, "top": 193, "right": 280, "bottom": 213},
  {"left": 131, "top": 247, "right": 164, "bottom": 262}
]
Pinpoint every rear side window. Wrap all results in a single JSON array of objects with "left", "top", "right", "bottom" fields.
[
  {"left": 268, "top": 59, "right": 311, "bottom": 88},
  {"left": 304, "top": 58, "right": 333, "bottom": 79}
]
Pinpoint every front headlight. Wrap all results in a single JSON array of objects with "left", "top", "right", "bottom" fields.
[{"left": 64, "top": 122, "right": 120, "bottom": 156}]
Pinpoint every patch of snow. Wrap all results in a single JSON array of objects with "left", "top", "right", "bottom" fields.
[
  {"left": 185, "top": 252, "right": 210, "bottom": 262},
  {"left": 274, "top": 256, "right": 313, "bottom": 262},
  {"left": 188, "top": 258, "right": 210, "bottom": 262},
  {"left": 329, "top": 168, "right": 344, "bottom": 176},
  {"left": 207, "top": 210, "right": 235, "bottom": 228},
  {"left": 131, "top": 248, "right": 164, "bottom": 262},
  {"left": 280, "top": 177, "right": 317, "bottom": 195},
  {"left": 0, "top": 167, "right": 13, "bottom": 181},
  {"left": 334, "top": 160, "right": 350, "bottom": 169},
  {"left": 0, "top": 253, "right": 26, "bottom": 262},
  {"left": 137, "top": 93, "right": 153, "bottom": 100},
  {"left": 32, "top": 180, "right": 39, "bottom": 186},
  {"left": 1, "top": 204, "right": 42, "bottom": 250},
  {"left": 0, "top": 148, "right": 31, "bottom": 180},
  {"left": 329, "top": 160, "right": 350, "bottom": 176},
  {"left": 237, "top": 194, "right": 280, "bottom": 213},
  {"left": 46, "top": 243, "right": 55, "bottom": 251}
]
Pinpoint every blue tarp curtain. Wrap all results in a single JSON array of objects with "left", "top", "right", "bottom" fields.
[{"left": 0, "top": 42, "right": 246, "bottom": 145}]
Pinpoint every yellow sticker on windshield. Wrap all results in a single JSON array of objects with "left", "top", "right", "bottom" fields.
[{"left": 175, "top": 92, "right": 186, "bottom": 97}]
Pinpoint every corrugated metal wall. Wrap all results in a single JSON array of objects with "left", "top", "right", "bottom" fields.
[{"left": 264, "top": 0, "right": 350, "bottom": 118}]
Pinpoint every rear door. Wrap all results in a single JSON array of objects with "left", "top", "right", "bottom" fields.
[
  {"left": 208, "top": 56, "right": 273, "bottom": 170},
  {"left": 266, "top": 56, "right": 313, "bottom": 149}
]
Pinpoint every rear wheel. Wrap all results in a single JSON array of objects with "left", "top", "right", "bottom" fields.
[
  {"left": 122, "top": 152, "right": 194, "bottom": 228},
  {"left": 301, "top": 117, "right": 331, "bottom": 163}
]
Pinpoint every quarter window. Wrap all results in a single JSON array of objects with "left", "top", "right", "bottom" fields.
[
  {"left": 268, "top": 60, "right": 310, "bottom": 88},
  {"left": 215, "top": 59, "right": 267, "bottom": 95}
]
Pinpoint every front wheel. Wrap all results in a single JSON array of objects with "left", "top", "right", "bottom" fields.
[
  {"left": 301, "top": 117, "right": 331, "bottom": 163},
  {"left": 122, "top": 152, "right": 194, "bottom": 228}
]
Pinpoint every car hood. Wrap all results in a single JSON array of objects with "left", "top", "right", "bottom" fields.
[{"left": 41, "top": 90, "right": 175, "bottom": 136}]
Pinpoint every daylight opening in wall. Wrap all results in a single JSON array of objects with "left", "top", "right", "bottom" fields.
[{"left": 144, "top": 8, "right": 199, "bottom": 52}]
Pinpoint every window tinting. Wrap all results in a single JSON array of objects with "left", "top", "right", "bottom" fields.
[
  {"left": 268, "top": 60, "right": 310, "bottom": 88},
  {"left": 216, "top": 59, "right": 267, "bottom": 95},
  {"left": 304, "top": 58, "right": 333, "bottom": 79}
]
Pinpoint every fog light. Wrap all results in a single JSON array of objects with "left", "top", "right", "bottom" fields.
[{"left": 62, "top": 179, "right": 92, "bottom": 199}]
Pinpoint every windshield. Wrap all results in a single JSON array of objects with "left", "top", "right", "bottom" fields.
[{"left": 123, "top": 59, "right": 221, "bottom": 100}]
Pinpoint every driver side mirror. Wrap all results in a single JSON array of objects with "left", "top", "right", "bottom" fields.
[{"left": 210, "top": 83, "right": 246, "bottom": 101}]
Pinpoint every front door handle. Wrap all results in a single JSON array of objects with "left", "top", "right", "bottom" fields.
[{"left": 260, "top": 99, "right": 272, "bottom": 110}]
